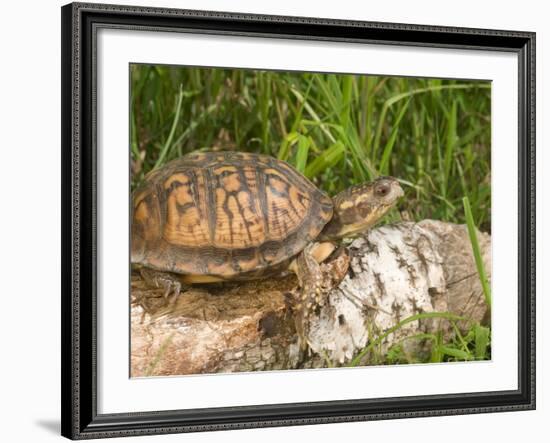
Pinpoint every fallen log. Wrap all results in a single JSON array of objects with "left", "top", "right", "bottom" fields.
[{"left": 130, "top": 220, "right": 491, "bottom": 376}]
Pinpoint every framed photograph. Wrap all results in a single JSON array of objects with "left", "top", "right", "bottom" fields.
[{"left": 61, "top": 2, "right": 536, "bottom": 439}]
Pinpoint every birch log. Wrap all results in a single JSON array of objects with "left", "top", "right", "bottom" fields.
[{"left": 131, "top": 220, "right": 491, "bottom": 376}]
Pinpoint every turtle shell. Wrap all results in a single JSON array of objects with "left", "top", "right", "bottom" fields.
[{"left": 131, "top": 151, "right": 334, "bottom": 280}]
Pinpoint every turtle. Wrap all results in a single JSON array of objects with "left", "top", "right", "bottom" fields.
[{"left": 131, "top": 151, "right": 404, "bottom": 349}]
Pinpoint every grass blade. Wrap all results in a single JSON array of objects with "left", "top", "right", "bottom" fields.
[
  {"left": 153, "top": 85, "right": 185, "bottom": 170},
  {"left": 474, "top": 324, "right": 491, "bottom": 360},
  {"left": 294, "top": 135, "right": 311, "bottom": 173},
  {"left": 304, "top": 141, "right": 345, "bottom": 178},
  {"left": 277, "top": 131, "right": 299, "bottom": 161},
  {"left": 443, "top": 100, "right": 458, "bottom": 197},
  {"left": 379, "top": 98, "right": 411, "bottom": 174},
  {"left": 439, "top": 346, "right": 473, "bottom": 361},
  {"left": 463, "top": 196, "right": 492, "bottom": 309}
]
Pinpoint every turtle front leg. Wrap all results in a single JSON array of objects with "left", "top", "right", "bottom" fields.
[
  {"left": 139, "top": 268, "right": 187, "bottom": 305},
  {"left": 292, "top": 243, "right": 331, "bottom": 353}
]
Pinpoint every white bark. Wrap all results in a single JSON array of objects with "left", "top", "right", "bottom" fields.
[{"left": 131, "top": 220, "right": 491, "bottom": 376}]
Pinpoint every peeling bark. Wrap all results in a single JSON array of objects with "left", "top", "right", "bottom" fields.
[{"left": 131, "top": 220, "right": 491, "bottom": 376}]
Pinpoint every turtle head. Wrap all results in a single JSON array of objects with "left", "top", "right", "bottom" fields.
[{"left": 319, "top": 176, "right": 404, "bottom": 240}]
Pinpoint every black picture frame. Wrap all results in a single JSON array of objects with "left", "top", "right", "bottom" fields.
[{"left": 61, "top": 2, "right": 536, "bottom": 439}]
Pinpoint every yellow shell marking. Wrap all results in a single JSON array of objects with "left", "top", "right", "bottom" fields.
[
  {"left": 264, "top": 168, "right": 310, "bottom": 240},
  {"left": 162, "top": 172, "right": 211, "bottom": 247},
  {"left": 212, "top": 165, "right": 266, "bottom": 248},
  {"left": 133, "top": 190, "right": 160, "bottom": 241}
]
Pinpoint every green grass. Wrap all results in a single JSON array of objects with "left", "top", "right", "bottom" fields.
[
  {"left": 130, "top": 65, "right": 491, "bottom": 232},
  {"left": 349, "top": 312, "right": 466, "bottom": 367},
  {"left": 130, "top": 64, "right": 492, "bottom": 364},
  {"left": 350, "top": 314, "right": 491, "bottom": 366},
  {"left": 399, "top": 324, "right": 490, "bottom": 364}
]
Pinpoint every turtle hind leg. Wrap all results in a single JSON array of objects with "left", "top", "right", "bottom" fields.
[{"left": 139, "top": 268, "right": 187, "bottom": 305}]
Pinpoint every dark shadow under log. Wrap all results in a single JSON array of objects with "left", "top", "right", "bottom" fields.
[{"left": 131, "top": 220, "right": 491, "bottom": 376}]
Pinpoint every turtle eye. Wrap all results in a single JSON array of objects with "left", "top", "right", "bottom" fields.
[{"left": 375, "top": 183, "right": 390, "bottom": 197}]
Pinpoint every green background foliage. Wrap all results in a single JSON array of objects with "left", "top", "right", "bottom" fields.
[
  {"left": 130, "top": 64, "right": 492, "bottom": 364},
  {"left": 130, "top": 64, "right": 491, "bottom": 232}
]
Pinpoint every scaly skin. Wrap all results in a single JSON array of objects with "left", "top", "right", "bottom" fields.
[
  {"left": 293, "top": 244, "right": 324, "bottom": 352},
  {"left": 293, "top": 177, "right": 404, "bottom": 354},
  {"left": 140, "top": 268, "right": 186, "bottom": 305}
]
